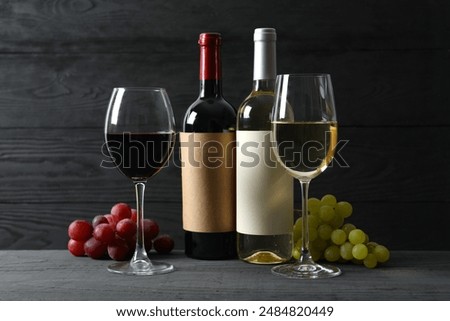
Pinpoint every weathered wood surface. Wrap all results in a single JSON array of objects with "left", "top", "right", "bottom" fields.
[
  {"left": 0, "top": 250, "right": 448, "bottom": 300},
  {"left": 0, "top": 127, "right": 447, "bottom": 203},
  {"left": 0, "top": 51, "right": 447, "bottom": 128},
  {"left": 0, "top": 0, "right": 447, "bottom": 53},
  {"left": 1, "top": 202, "right": 446, "bottom": 251},
  {"left": 0, "top": 127, "right": 448, "bottom": 250},
  {"left": 0, "top": 0, "right": 448, "bottom": 250}
]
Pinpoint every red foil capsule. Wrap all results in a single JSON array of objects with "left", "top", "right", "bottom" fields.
[{"left": 198, "top": 33, "right": 222, "bottom": 80}]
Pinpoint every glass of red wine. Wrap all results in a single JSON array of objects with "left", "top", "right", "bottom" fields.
[{"left": 104, "top": 87, "right": 176, "bottom": 275}]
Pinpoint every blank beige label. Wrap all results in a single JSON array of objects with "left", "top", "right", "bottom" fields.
[{"left": 180, "top": 132, "right": 236, "bottom": 233}]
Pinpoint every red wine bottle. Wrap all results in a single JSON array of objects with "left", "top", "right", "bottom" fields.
[{"left": 180, "top": 33, "right": 237, "bottom": 259}]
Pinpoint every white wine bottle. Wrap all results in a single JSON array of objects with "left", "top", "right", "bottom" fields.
[{"left": 236, "top": 28, "right": 293, "bottom": 264}]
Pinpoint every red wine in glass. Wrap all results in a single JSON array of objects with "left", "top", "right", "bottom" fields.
[{"left": 104, "top": 87, "right": 176, "bottom": 276}]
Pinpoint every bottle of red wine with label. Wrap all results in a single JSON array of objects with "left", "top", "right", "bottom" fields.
[
  {"left": 236, "top": 28, "right": 293, "bottom": 264},
  {"left": 180, "top": 33, "right": 237, "bottom": 259}
]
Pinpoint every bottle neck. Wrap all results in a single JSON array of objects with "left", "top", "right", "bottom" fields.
[
  {"left": 253, "top": 79, "right": 275, "bottom": 92},
  {"left": 199, "top": 43, "right": 222, "bottom": 98},
  {"left": 200, "top": 79, "right": 222, "bottom": 98},
  {"left": 253, "top": 37, "right": 276, "bottom": 84}
]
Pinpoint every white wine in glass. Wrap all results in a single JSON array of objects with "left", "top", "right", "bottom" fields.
[{"left": 271, "top": 74, "right": 341, "bottom": 279}]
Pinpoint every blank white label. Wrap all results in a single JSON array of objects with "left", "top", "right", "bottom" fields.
[{"left": 236, "top": 130, "right": 293, "bottom": 235}]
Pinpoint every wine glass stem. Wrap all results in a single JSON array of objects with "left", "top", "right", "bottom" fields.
[
  {"left": 299, "top": 179, "right": 313, "bottom": 264},
  {"left": 133, "top": 181, "right": 149, "bottom": 262}
]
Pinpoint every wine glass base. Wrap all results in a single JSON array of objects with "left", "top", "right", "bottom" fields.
[
  {"left": 108, "top": 260, "right": 174, "bottom": 276},
  {"left": 271, "top": 262, "right": 341, "bottom": 279}
]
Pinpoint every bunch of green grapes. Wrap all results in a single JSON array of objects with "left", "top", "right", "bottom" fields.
[{"left": 292, "top": 194, "right": 390, "bottom": 269}]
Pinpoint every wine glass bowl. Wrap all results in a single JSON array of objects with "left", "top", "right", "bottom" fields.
[
  {"left": 104, "top": 87, "right": 176, "bottom": 275},
  {"left": 271, "top": 74, "right": 341, "bottom": 279}
]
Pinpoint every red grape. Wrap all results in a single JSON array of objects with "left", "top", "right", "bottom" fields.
[
  {"left": 68, "top": 220, "right": 93, "bottom": 242},
  {"left": 110, "top": 233, "right": 127, "bottom": 246},
  {"left": 130, "top": 208, "right": 137, "bottom": 223},
  {"left": 104, "top": 214, "right": 119, "bottom": 228},
  {"left": 153, "top": 234, "right": 174, "bottom": 254},
  {"left": 144, "top": 236, "right": 153, "bottom": 252},
  {"left": 108, "top": 243, "right": 130, "bottom": 261},
  {"left": 68, "top": 239, "right": 85, "bottom": 257},
  {"left": 93, "top": 223, "right": 115, "bottom": 245},
  {"left": 111, "top": 203, "right": 131, "bottom": 221},
  {"left": 67, "top": 202, "right": 173, "bottom": 261},
  {"left": 143, "top": 219, "right": 159, "bottom": 240},
  {"left": 92, "top": 215, "right": 108, "bottom": 228},
  {"left": 116, "top": 218, "right": 137, "bottom": 240},
  {"left": 84, "top": 237, "right": 107, "bottom": 259},
  {"left": 127, "top": 235, "right": 137, "bottom": 253}
]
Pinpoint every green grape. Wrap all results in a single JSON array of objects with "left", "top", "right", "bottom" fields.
[
  {"left": 342, "top": 223, "right": 356, "bottom": 236},
  {"left": 319, "top": 205, "right": 335, "bottom": 223},
  {"left": 293, "top": 215, "right": 321, "bottom": 240},
  {"left": 340, "top": 242, "right": 354, "bottom": 260},
  {"left": 348, "top": 229, "right": 366, "bottom": 245},
  {"left": 320, "top": 194, "right": 337, "bottom": 207},
  {"left": 293, "top": 194, "right": 390, "bottom": 269},
  {"left": 310, "top": 247, "right": 322, "bottom": 261},
  {"left": 317, "top": 224, "right": 333, "bottom": 240},
  {"left": 330, "top": 212, "right": 344, "bottom": 229},
  {"left": 308, "top": 198, "right": 321, "bottom": 215},
  {"left": 336, "top": 201, "right": 353, "bottom": 218},
  {"left": 352, "top": 243, "right": 369, "bottom": 260},
  {"left": 330, "top": 229, "right": 347, "bottom": 245},
  {"left": 363, "top": 253, "right": 378, "bottom": 268},
  {"left": 308, "top": 227, "right": 318, "bottom": 242},
  {"left": 308, "top": 214, "right": 321, "bottom": 229},
  {"left": 324, "top": 245, "right": 340, "bottom": 262},
  {"left": 366, "top": 241, "right": 379, "bottom": 253},
  {"left": 295, "top": 228, "right": 317, "bottom": 244},
  {"left": 293, "top": 218, "right": 302, "bottom": 242},
  {"left": 312, "top": 238, "right": 328, "bottom": 252},
  {"left": 373, "top": 245, "right": 390, "bottom": 263},
  {"left": 292, "top": 247, "right": 301, "bottom": 260}
]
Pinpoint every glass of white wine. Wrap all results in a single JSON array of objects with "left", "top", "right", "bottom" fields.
[{"left": 271, "top": 74, "right": 341, "bottom": 279}]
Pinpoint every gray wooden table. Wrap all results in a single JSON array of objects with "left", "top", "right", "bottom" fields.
[{"left": 0, "top": 250, "right": 448, "bottom": 300}]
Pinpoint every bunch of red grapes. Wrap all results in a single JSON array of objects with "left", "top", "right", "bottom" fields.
[{"left": 67, "top": 203, "right": 174, "bottom": 260}]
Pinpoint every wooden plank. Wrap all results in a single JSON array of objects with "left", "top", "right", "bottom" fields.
[
  {"left": 0, "top": 202, "right": 182, "bottom": 250},
  {"left": 312, "top": 202, "right": 450, "bottom": 251},
  {"left": 0, "top": 127, "right": 181, "bottom": 203},
  {"left": 0, "top": 50, "right": 448, "bottom": 128},
  {"left": 0, "top": 250, "right": 449, "bottom": 300},
  {"left": 0, "top": 127, "right": 448, "bottom": 250},
  {"left": 0, "top": 1, "right": 447, "bottom": 53},
  {"left": 0, "top": 202, "right": 447, "bottom": 250},
  {"left": 0, "top": 127, "right": 446, "bottom": 203},
  {"left": 279, "top": 50, "right": 450, "bottom": 127},
  {"left": 0, "top": 0, "right": 448, "bottom": 254},
  {"left": 309, "top": 126, "right": 450, "bottom": 202}
]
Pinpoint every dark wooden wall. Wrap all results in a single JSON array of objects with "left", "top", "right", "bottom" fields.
[{"left": 0, "top": 0, "right": 448, "bottom": 250}]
